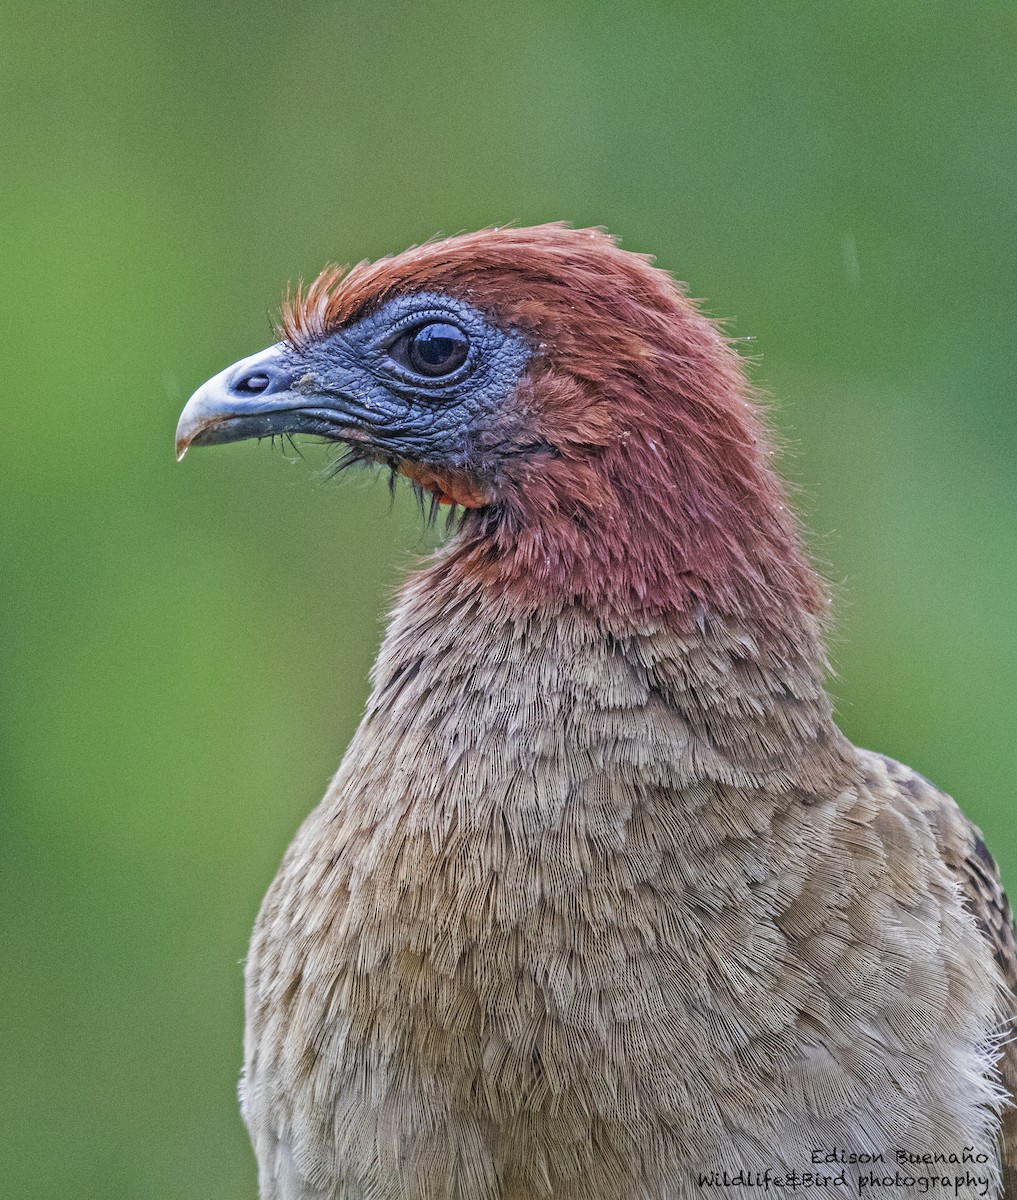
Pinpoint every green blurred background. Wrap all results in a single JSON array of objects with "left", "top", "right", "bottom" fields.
[{"left": 3, "top": 1, "right": 1015, "bottom": 1195}]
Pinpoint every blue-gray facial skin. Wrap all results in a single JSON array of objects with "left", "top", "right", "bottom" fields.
[{"left": 175, "top": 293, "right": 534, "bottom": 478}]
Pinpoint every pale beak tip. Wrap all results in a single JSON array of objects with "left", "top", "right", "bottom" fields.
[{"left": 175, "top": 412, "right": 198, "bottom": 460}]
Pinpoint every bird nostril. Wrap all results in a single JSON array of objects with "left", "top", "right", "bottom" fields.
[{"left": 234, "top": 372, "right": 271, "bottom": 395}]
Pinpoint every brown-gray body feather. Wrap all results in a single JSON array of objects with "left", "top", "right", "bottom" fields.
[{"left": 242, "top": 564, "right": 1015, "bottom": 1199}]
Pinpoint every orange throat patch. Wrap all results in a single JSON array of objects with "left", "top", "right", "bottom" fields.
[{"left": 397, "top": 462, "right": 490, "bottom": 508}]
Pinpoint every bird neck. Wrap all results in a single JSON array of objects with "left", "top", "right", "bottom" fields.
[
  {"left": 444, "top": 449, "right": 831, "bottom": 699},
  {"left": 370, "top": 551, "right": 853, "bottom": 800},
  {"left": 452, "top": 373, "right": 829, "bottom": 656}
]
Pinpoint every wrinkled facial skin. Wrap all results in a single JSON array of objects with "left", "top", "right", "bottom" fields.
[
  {"left": 176, "top": 293, "right": 534, "bottom": 491},
  {"left": 297, "top": 294, "right": 532, "bottom": 468}
]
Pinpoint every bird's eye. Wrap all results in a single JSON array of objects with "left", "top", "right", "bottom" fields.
[{"left": 395, "top": 322, "right": 470, "bottom": 378}]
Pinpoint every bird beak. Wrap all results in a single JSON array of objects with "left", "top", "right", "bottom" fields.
[{"left": 175, "top": 344, "right": 348, "bottom": 461}]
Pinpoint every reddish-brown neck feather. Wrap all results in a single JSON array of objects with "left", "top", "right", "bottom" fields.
[{"left": 285, "top": 226, "right": 827, "bottom": 642}]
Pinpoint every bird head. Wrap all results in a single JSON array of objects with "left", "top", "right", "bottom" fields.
[{"left": 177, "top": 225, "right": 825, "bottom": 630}]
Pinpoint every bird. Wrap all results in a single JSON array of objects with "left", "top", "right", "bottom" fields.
[{"left": 176, "top": 224, "right": 1017, "bottom": 1200}]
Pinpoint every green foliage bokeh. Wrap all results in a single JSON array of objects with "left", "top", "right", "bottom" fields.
[{"left": 2, "top": 2, "right": 1015, "bottom": 1195}]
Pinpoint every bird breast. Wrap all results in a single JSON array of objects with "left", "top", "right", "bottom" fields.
[{"left": 240, "top": 574, "right": 1006, "bottom": 1200}]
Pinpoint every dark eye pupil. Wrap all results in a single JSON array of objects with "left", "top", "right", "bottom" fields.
[{"left": 406, "top": 323, "right": 469, "bottom": 376}]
